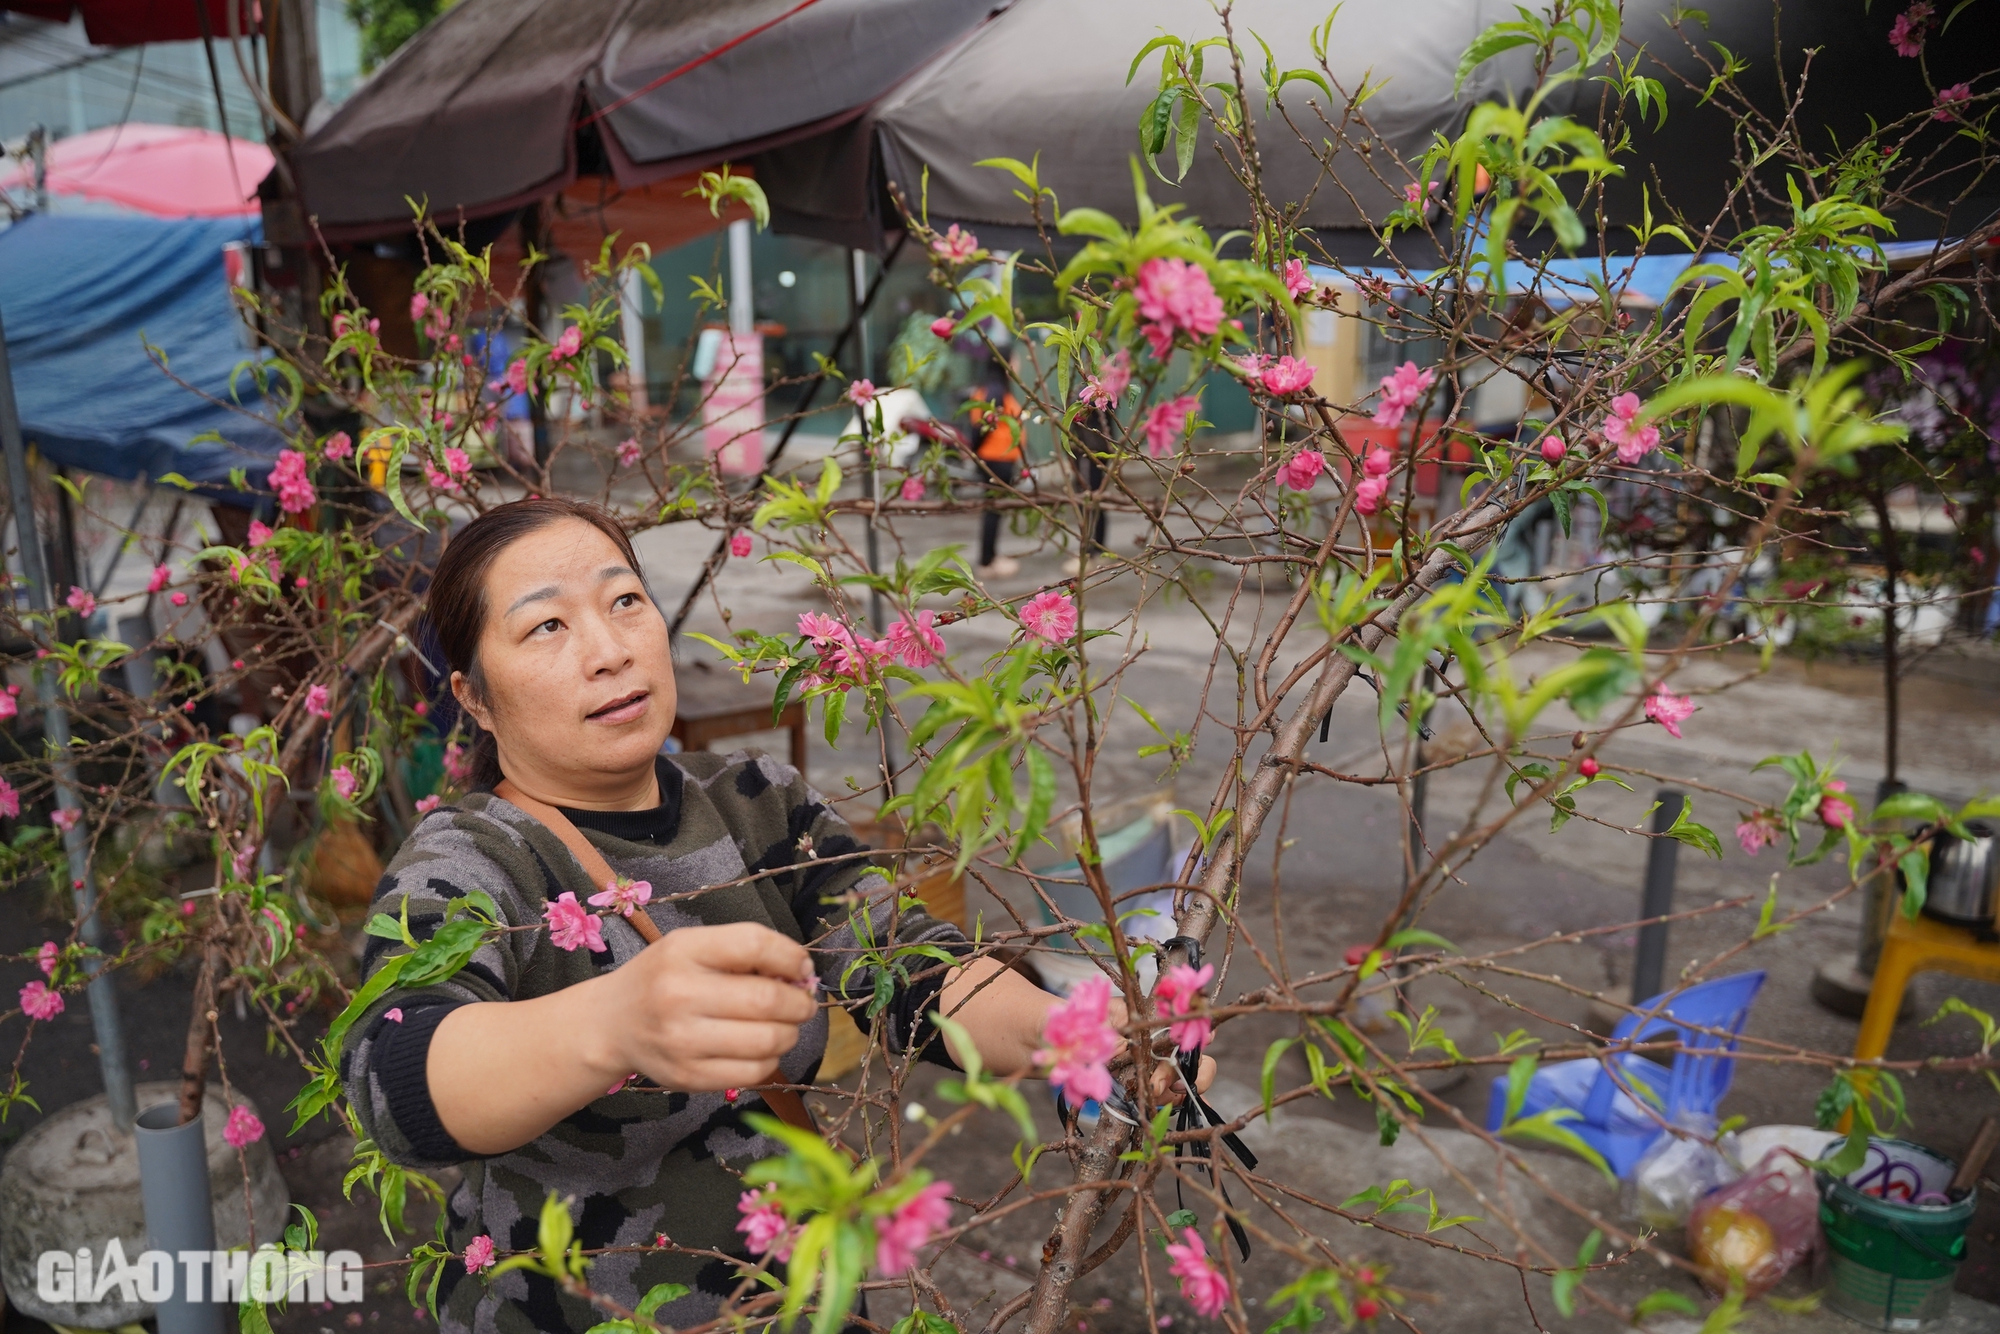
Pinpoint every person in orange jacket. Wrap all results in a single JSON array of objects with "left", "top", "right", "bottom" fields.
[{"left": 964, "top": 373, "right": 1024, "bottom": 578}]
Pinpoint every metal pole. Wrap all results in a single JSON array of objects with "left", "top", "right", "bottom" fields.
[
  {"left": 1631, "top": 789, "right": 1684, "bottom": 1005},
  {"left": 850, "top": 249, "right": 897, "bottom": 798},
  {"left": 851, "top": 249, "right": 885, "bottom": 636},
  {"left": 727, "top": 221, "right": 754, "bottom": 339},
  {"left": 0, "top": 305, "right": 135, "bottom": 1131}
]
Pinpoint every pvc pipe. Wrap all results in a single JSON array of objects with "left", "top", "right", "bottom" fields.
[{"left": 135, "top": 1101, "right": 224, "bottom": 1334}]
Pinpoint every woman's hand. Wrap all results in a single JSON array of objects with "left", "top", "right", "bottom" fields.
[
  {"left": 1104, "top": 995, "right": 1218, "bottom": 1100},
  {"left": 600, "top": 922, "right": 820, "bottom": 1092},
  {"left": 431, "top": 921, "right": 819, "bottom": 1155}
]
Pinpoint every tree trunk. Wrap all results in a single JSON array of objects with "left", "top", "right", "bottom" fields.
[{"left": 177, "top": 942, "right": 220, "bottom": 1125}]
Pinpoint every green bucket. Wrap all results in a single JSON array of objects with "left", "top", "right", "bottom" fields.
[{"left": 1817, "top": 1139, "right": 1974, "bottom": 1331}]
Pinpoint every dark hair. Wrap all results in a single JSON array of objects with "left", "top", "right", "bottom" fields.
[{"left": 426, "top": 497, "right": 645, "bottom": 790}]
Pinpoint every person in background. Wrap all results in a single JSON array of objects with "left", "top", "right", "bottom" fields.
[{"left": 964, "top": 360, "right": 1024, "bottom": 579}]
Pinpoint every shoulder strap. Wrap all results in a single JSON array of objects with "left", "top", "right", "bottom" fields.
[{"left": 491, "top": 778, "right": 820, "bottom": 1136}]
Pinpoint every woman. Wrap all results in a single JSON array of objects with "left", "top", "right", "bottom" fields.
[{"left": 343, "top": 499, "right": 1199, "bottom": 1334}]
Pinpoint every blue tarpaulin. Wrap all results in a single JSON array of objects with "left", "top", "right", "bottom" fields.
[{"left": 0, "top": 213, "right": 285, "bottom": 488}]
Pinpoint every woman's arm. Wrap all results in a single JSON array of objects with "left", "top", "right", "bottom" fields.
[{"left": 428, "top": 922, "right": 820, "bottom": 1155}]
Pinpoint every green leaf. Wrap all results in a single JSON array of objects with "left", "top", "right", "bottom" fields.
[
  {"left": 536, "top": 1192, "right": 575, "bottom": 1270},
  {"left": 1665, "top": 799, "right": 1724, "bottom": 860},
  {"left": 1375, "top": 1103, "right": 1402, "bottom": 1147},
  {"left": 1633, "top": 1289, "right": 1701, "bottom": 1319},
  {"left": 1502, "top": 1054, "right": 1537, "bottom": 1124},
  {"left": 636, "top": 1282, "right": 691, "bottom": 1321},
  {"left": 1502, "top": 1108, "right": 1615, "bottom": 1180},
  {"left": 1261, "top": 1037, "right": 1297, "bottom": 1118},
  {"left": 1383, "top": 928, "right": 1456, "bottom": 953}
]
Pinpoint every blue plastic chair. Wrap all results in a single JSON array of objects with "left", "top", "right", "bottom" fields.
[{"left": 1483, "top": 971, "right": 1766, "bottom": 1178}]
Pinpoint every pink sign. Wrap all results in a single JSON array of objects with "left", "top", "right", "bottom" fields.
[{"left": 702, "top": 332, "right": 765, "bottom": 476}]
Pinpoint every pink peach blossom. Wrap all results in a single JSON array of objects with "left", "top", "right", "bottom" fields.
[
  {"left": 148, "top": 564, "right": 172, "bottom": 593},
  {"left": 36, "top": 941, "right": 58, "bottom": 976},
  {"left": 1540, "top": 436, "right": 1566, "bottom": 464},
  {"left": 65, "top": 586, "right": 95, "bottom": 618},
  {"left": 324, "top": 430, "right": 353, "bottom": 461},
  {"left": 1935, "top": 82, "right": 1971, "bottom": 120},
  {"left": 1154, "top": 962, "right": 1215, "bottom": 1052},
  {"left": 1080, "top": 350, "right": 1132, "bottom": 411},
  {"left": 736, "top": 1188, "right": 796, "bottom": 1261},
  {"left": 874, "top": 1180, "right": 953, "bottom": 1275},
  {"left": 884, "top": 610, "right": 947, "bottom": 669},
  {"left": 930, "top": 316, "right": 956, "bottom": 338},
  {"left": 1372, "top": 361, "right": 1436, "bottom": 430},
  {"left": 900, "top": 477, "right": 925, "bottom": 502},
  {"left": 409, "top": 293, "right": 429, "bottom": 322},
  {"left": 932, "top": 225, "right": 980, "bottom": 262},
  {"left": 385, "top": 1007, "right": 404, "bottom": 1023},
  {"left": 415, "top": 794, "right": 441, "bottom": 814},
  {"left": 270, "top": 449, "right": 317, "bottom": 513},
  {"left": 330, "top": 766, "right": 359, "bottom": 800},
  {"left": 51, "top": 807, "right": 78, "bottom": 834},
  {"left": 304, "top": 684, "right": 331, "bottom": 719},
  {"left": 1260, "top": 356, "right": 1316, "bottom": 396},
  {"left": 1820, "top": 781, "right": 1857, "bottom": 829},
  {"left": 223, "top": 1104, "right": 263, "bottom": 1148},
  {"left": 588, "top": 876, "right": 654, "bottom": 918},
  {"left": 1135, "top": 257, "right": 1224, "bottom": 359},
  {"left": 1144, "top": 395, "right": 1200, "bottom": 457},
  {"left": 730, "top": 531, "right": 753, "bottom": 558},
  {"left": 1736, "top": 813, "right": 1779, "bottom": 855},
  {"left": 1277, "top": 450, "right": 1325, "bottom": 492},
  {"left": 1035, "top": 974, "right": 1121, "bottom": 1104},
  {"left": 1019, "top": 589, "right": 1079, "bottom": 644},
  {"left": 544, "top": 891, "right": 605, "bottom": 952},
  {"left": 1889, "top": 4, "right": 1930, "bottom": 56},
  {"left": 444, "top": 447, "right": 472, "bottom": 479},
  {"left": 1603, "top": 391, "right": 1661, "bottom": 464},
  {"left": 846, "top": 378, "right": 877, "bottom": 410},
  {"left": 506, "top": 359, "right": 530, "bottom": 395},
  {"left": 0, "top": 778, "right": 19, "bottom": 819},
  {"left": 1165, "top": 1229, "right": 1232, "bottom": 1317},
  {"left": 616, "top": 438, "right": 641, "bottom": 469},
  {"left": 1353, "top": 474, "right": 1390, "bottom": 516},
  {"left": 462, "top": 1235, "right": 495, "bottom": 1273},
  {"left": 19, "top": 980, "right": 63, "bottom": 1021},
  {"left": 552, "top": 326, "right": 583, "bottom": 360},
  {"left": 1643, "top": 686, "right": 1695, "bottom": 739},
  {"left": 1282, "top": 258, "right": 1313, "bottom": 299}
]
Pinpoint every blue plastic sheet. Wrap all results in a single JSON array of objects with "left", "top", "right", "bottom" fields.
[{"left": 0, "top": 213, "right": 286, "bottom": 488}]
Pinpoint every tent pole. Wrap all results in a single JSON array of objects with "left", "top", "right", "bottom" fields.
[
  {"left": 0, "top": 304, "right": 135, "bottom": 1133},
  {"left": 667, "top": 231, "right": 906, "bottom": 640}
]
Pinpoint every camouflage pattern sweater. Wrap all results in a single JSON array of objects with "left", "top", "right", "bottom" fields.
[{"left": 340, "top": 750, "right": 965, "bottom": 1334}]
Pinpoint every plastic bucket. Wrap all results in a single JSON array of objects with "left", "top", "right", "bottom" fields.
[{"left": 1817, "top": 1139, "right": 1974, "bottom": 1330}]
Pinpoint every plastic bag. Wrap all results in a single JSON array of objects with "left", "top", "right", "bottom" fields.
[
  {"left": 1624, "top": 1116, "right": 1742, "bottom": 1231},
  {"left": 1688, "top": 1147, "right": 1823, "bottom": 1295}
]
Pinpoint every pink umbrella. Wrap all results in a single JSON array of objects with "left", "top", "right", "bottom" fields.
[{"left": 0, "top": 124, "right": 270, "bottom": 218}]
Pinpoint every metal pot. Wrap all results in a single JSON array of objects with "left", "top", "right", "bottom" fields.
[{"left": 1922, "top": 820, "right": 1999, "bottom": 927}]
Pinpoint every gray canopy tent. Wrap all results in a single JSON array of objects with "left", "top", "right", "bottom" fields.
[
  {"left": 289, "top": 0, "right": 1004, "bottom": 237},
  {"left": 754, "top": 0, "right": 1998, "bottom": 257}
]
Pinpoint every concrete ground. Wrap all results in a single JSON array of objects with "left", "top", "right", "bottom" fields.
[{"left": 4, "top": 461, "right": 1998, "bottom": 1333}]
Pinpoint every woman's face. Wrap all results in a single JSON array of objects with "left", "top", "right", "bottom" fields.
[{"left": 452, "top": 519, "right": 675, "bottom": 804}]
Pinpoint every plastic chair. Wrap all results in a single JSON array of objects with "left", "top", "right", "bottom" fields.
[{"left": 1483, "top": 971, "right": 1766, "bottom": 1178}]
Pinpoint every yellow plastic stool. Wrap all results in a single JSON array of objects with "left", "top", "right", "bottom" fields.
[{"left": 1853, "top": 911, "right": 2000, "bottom": 1066}]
